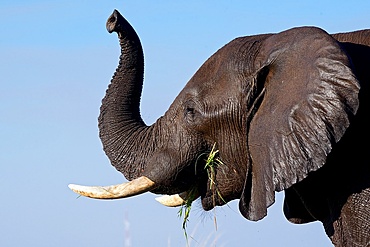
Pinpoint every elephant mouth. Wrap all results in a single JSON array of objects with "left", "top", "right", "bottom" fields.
[
  {"left": 156, "top": 182, "right": 230, "bottom": 211},
  {"left": 156, "top": 166, "right": 231, "bottom": 210}
]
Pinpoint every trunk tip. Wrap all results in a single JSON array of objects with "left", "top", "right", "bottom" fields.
[{"left": 106, "top": 9, "right": 123, "bottom": 34}]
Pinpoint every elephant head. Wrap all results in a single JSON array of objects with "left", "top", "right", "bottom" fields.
[{"left": 70, "top": 9, "right": 367, "bottom": 237}]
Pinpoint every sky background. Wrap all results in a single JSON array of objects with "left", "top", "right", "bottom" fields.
[{"left": 1, "top": 1, "right": 370, "bottom": 246}]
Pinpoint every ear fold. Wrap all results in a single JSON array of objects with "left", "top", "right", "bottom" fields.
[{"left": 239, "top": 27, "right": 360, "bottom": 221}]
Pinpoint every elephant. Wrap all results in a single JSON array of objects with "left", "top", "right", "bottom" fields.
[{"left": 69, "top": 9, "right": 370, "bottom": 247}]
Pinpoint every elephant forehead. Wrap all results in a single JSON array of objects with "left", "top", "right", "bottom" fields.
[
  {"left": 182, "top": 66, "right": 246, "bottom": 104},
  {"left": 182, "top": 37, "right": 263, "bottom": 99}
]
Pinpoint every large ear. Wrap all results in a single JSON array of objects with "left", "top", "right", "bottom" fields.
[{"left": 239, "top": 27, "right": 360, "bottom": 221}]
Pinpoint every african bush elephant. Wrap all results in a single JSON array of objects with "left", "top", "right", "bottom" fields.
[{"left": 69, "top": 10, "right": 370, "bottom": 246}]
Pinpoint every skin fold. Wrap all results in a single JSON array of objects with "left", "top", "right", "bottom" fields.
[{"left": 73, "top": 10, "right": 370, "bottom": 247}]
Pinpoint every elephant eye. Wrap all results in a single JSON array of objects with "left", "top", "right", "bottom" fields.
[
  {"left": 184, "top": 100, "right": 200, "bottom": 123},
  {"left": 185, "top": 107, "right": 197, "bottom": 120},
  {"left": 186, "top": 107, "right": 195, "bottom": 115}
]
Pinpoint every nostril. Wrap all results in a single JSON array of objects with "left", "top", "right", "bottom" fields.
[{"left": 108, "top": 15, "right": 116, "bottom": 24}]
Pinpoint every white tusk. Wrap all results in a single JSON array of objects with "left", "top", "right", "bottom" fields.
[
  {"left": 155, "top": 192, "right": 191, "bottom": 207},
  {"left": 68, "top": 176, "right": 156, "bottom": 199}
]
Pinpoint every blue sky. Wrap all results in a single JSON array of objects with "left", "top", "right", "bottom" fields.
[{"left": 1, "top": 1, "right": 369, "bottom": 246}]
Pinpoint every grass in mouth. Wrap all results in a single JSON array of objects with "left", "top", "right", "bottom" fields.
[
  {"left": 178, "top": 186, "right": 198, "bottom": 245},
  {"left": 178, "top": 143, "right": 226, "bottom": 245},
  {"left": 204, "top": 143, "right": 226, "bottom": 204}
]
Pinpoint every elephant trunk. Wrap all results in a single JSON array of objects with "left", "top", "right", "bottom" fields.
[
  {"left": 68, "top": 10, "right": 164, "bottom": 199},
  {"left": 98, "top": 10, "right": 154, "bottom": 181}
]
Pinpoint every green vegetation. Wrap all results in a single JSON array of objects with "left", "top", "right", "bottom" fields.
[
  {"left": 204, "top": 143, "right": 226, "bottom": 208},
  {"left": 178, "top": 187, "right": 199, "bottom": 245},
  {"left": 178, "top": 143, "right": 226, "bottom": 246}
]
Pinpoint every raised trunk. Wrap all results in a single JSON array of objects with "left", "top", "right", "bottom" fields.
[{"left": 98, "top": 10, "right": 154, "bottom": 180}]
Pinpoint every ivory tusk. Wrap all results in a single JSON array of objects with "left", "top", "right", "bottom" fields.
[
  {"left": 155, "top": 191, "right": 193, "bottom": 207},
  {"left": 68, "top": 176, "right": 156, "bottom": 199}
]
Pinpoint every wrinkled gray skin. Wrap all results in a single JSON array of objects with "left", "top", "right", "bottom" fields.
[{"left": 99, "top": 10, "right": 370, "bottom": 246}]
